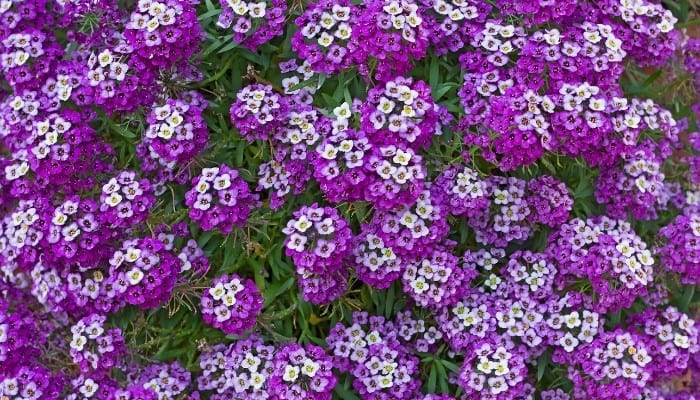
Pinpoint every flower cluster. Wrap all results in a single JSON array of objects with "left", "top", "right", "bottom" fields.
[
  {"left": 268, "top": 343, "right": 337, "bottom": 400},
  {"left": 596, "top": 142, "right": 670, "bottom": 220},
  {"left": 369, "top": 187, "right": 450, "bottom": 259},
  {"left": 69, "top": 314, "right": 126, "bottom": 373},
  {"left": 185, "top": 165, "right": 260, "bottom": 234},
  {"left": 200, "top": 273, "right": 263, "bottom": 335},
  {"left": 456, "top": 337, "right": 529, "bottom": 399},
  {"left": 364, "top": 144, "right": 426, "bottom": 210},
  {"left": 104, "top": 238, "right": 180, "bottom": 309},
  {"left": 99, "top": 171, "right": 156, "bottom": 228},
  {"left": 124, "top": 0, "right": 203, "bottom": 68},
  {"left": 469, "top": 176, "right": 532, "bottom": 247},
  {"left": 292, "top": 0, "right": 359, "bottom": 75},
  {"left": 355, "top": 0, "right": 429, "bottom": 81},
  {"left": 314, "top": 124, "right": 372, "bottom": 203},
  {"left": 630, "top": 306, "right": 699, "bottom": 379},
  {"left": 359, "top": 76, "right": 441, "bottom": 149},
  {"left": 548, "top": 217, "right": 654, "bottom": 312},
  {"left": 565, "top": 330, "right": 653, "bottom": 399},
  {"left": 143, "top": 91, "right": 209, "bottom": 166},
  {"left": 402, "top": 246, "right": 473, "bottom": 308},
  {"left": 197, "top": 335, "right": 275, "bottom": 399},
  {"left": 283, "top": 203, "right": 352, "bottom": 304},
  {"left": 546, "top": 293, "right": 602, "bottom": 355},
  {"left": 217, "top": 0, "right": 287, "bottom": 51},
  {"left": 229, "top": 84, "right": 289, "bottom": 142},
  {"left": 327, "top": 312, "right": 420, "bottom": 398},
  {"left": 139, "top": 361, "right": 192, "bottom": 400},
  {"left": 351, "top": 230, "right": 403, "bottom": 289},
  {"left": 0, "top": 0, "right": 698, "bottom": 398},
  {"left": 656, "top": 209, "right": 700, "bottom": 284}
]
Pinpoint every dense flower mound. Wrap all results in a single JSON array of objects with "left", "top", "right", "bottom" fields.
[
  {"left": 268, "top": 343, "right": 337, "bottom": 400},
  {"left": 352, "top": 229, "right": 404, "bottom": 289},
  {"left": 456, "top": 336, "right": 530, "bottom": 399},
  {"left": 185, "top": 164, "right": 260, "bottom": 234},
  {"left": 548, "top": 217, "right": 655, "bottom": 313},
  {"left": 229, "top": 83, "right": 289, "bottom": 142},
  {"left": 217, "top": 0, "right": 287, "bottom": 51},
  {"left": 359, "top": 76, "right": 442, "bottom": 149},
  {"left": 327, "top": 312, "right": 421, "bottom": 398},
  {"left": 104, "top": 237, "right": 180, "bottom": 310},
  {"left": 124, "top": 0, "right": 203, "bottom": 69},
  {"left": 369, "top": 187, "right": 450, "bottom": 259},
  {"left": 354, "top": 0, "right": 430, "bottom": 81},
  {"left": 200, "top": 273, "right": 263, "bottom": 335},
  {"left": 595, "top": 141, "right": 674, "bottom": 221},
  {"left": 291, "top": 0, "right": 361, "bottom": 75},
  {"left": 313, "top": 123, "right": 372, "bottom": 203},
  {"left": 561, "top": 329, "right": 655, "bottom": 400},
  {"left": 99, "top": 170, "right": 156, "bottom": 228},
  {"left": 197, "top": 335, "right": 276, "bottom": 399},
  {"left": 1, "top": 0, "right": 700, "bottom": 398},
  {"left": 656, "top": 208, "right": 700, "bottom": 284},
  {"left": 68, "top": 313, "right": 127, "bottom": 373},
  {"left": 283, "top": 203, "right": 352, "bottom": 304},
  {"left": 401, "top": 246, "right": 474, "bottom": 308},
  {"left": 143, "top": 91, "right": 209, "bottom": 166},
  {"left": 138, "top": 361, "right": 192, "bottom": 399}
]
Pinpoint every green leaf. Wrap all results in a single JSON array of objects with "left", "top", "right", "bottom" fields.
[
  {"left": 537, "top": 352, "right": 549, "bottom": 382},
  {"left": 427, "top": 363, "right": 437, "bottom": 393},
  {"left": 264, "top": 277, "right": 296, "bottom": 307},
  {"left": 679, "top": 285, "right": 695, "bottom": 312}
]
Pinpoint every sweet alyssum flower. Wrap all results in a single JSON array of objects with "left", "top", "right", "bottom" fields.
[
  {"left": 200, "top": 273, "right": 263, "bottom": 335},
  {"left": 185, "top": 164, "right": 260, "bottom": 234}
]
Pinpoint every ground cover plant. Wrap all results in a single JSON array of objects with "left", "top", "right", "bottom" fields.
[{"left": 2, "top": 0, "right": 700, "bottom": 398}]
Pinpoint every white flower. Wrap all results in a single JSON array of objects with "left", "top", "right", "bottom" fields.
[
  {"left": 106, "top": 192, "right": 123, "bottom": 207},
  {"left": 409, "top": 276, "right": 429, "bottom": 294},
  {"left": 213, "top": 174, "right": 231, "bottom": 190},
  {"left": 484, "top": 273, "right": 501, "bottom": 290},
  {"left": 564, "top": 311, "right": 581, "bottom": 329},
  {"left": 196, "top": 180, "right": 211, "bottom": 194},
  {"left": 392, "top": 149, "right": 412, "bottom": 166},
  {"left": 242, "top": 353, "right": 262, "bottom": 371},
  {"left": 286, "top": 233, "right": 308, "bottom": 252},
  {"left": 301, "top": 358, "right": 320, "bottom": 377},
  {"left": 250, "top": 372, "right": 266, "bottom": 390},
  {"left": 97, "top": 49, "right": 113, "bottom": 67},
  {"left": 166, "top": 112, "right": 183, "bottom": 127},
  {"left": 399, "top": 212, "right": 418, "bottom": 228},
  {"left": 335, "top": 22, "right": 352, "bottom": 40},
  {"left": 317, "top": 32, "right": 334, "bottom": 47},
  {"left": 208, "top": 282, "right": 226, "bottom": 300},
  {"left": 560, "top": 332, "right": 579, "bottom": 352},
  {"left": 249, "top": 1, "right": 266, "bottom": 18},
  {"left": 383, "top": 1, "right": 401, "bottom": 15},
  {"left": 333, "top": 103, "right": 351, "bottom": 119},
  {"left": 293, "top": 215, "right": 312, "bottom": 233},
  {"left": 674, "top": 334, "right": 690, "bottom": 349},
  {"left": 332, "top": 4, "right": 351, "bottom": 21},
  {"left": 126, "top": 247, "right": 142, "bottom": 262},
  {"left": 70, "top": 334, "right": 87, "bottom": 351},
  {"left": 476, "top": 357, "right": 494, "bottom": 374},
  {"left": 233, "top": 2, "right": 248, "bottom": 15},
  {"left": 52, "top": 211, "right": 68, "bottom": 226},
  {"left": 214, "top": 305, "right": 231, "bottom": 322},
  {"left": 282, "top": 365, "right": 300, "bottom": 382},
  {"left": 319, "top": 144, "right": 339, "bottom": 160},
  {"left": 319, "top": 12, "right": 336, "bottom": 29},
  {"left": 378, "top": 97, "right": 396, "bottom": 114},
  {"left": 127, "top": 268, "right": 145, "bottom": 285},
  {"left": 79, "top": 379, "right": 99, "bottom": 398}
]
